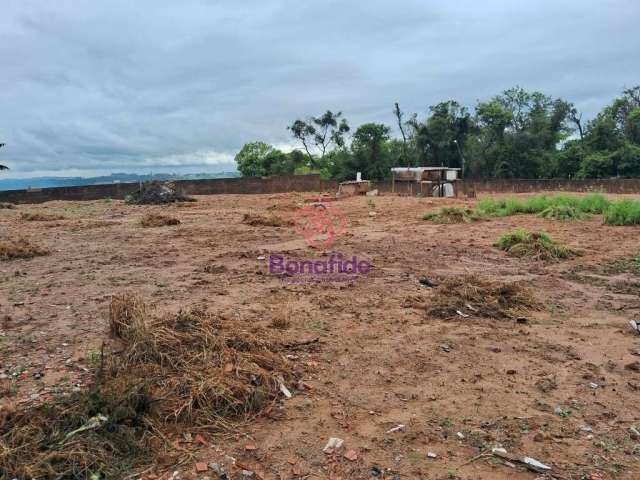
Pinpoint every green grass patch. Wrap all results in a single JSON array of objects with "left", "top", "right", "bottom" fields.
[
  {"left": 477, "top": 193, "right": 611, "bottom": 218},
  {"left": 603, "top": 199, "right": 640, "bottom": 226},
  {"left": 423, "top": 207, "right": 485, "bottom": 224},
  {"left": 495, "top": 229, "right": 578, "bottom": 260}
]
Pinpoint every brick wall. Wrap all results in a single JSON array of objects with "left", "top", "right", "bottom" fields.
[
  {"left": 1, "top": 175, "right": 638, "bottom": 204},
  {"left": 0, "top": 175, "right": 339, "bottom": 204}
]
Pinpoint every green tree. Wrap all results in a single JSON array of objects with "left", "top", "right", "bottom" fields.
[
  {"left": 350, "top": 123, "right": 392, "bottom": 181},
  {"left": 406, "top": 101, "right": 471, "bottom": 168},
  {"left": 287, "top": 110, "right": 350, "bottom": 166},
  {"left": 234, "top": 141, "right": 295, "bottom": 177}
]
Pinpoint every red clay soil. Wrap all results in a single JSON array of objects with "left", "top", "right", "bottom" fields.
[{"left": 1, "top": 193, "right": 640, "bottom": 480}]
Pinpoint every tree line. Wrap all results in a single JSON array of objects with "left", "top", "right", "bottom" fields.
[{"left": 235, "top": 85, "right": 640, "bottom": 181}]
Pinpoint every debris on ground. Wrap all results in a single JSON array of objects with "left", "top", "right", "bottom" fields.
[
  {"left": 423, "top": 207, "right": 484, "bottom": 224},
  {"left": 630, "top": 319, "right": 640, "bottom": 334},
  {"left": 140, "top": 213, "right": 181, "bottom": 227},
  {"left": 323, "top": 437, "right": 344, "bottom": 453},
  {"left": 386, "top": 424, "right": 406, "bottom": 433},
  {"left": 242, "top": 213, "right": 293, "bottom": 227},
  {"left": 495, "top": 229, "right": 578, "bottom": 260},
  {"left": 0, "top": 237, "right": 49, "bottom": 260},
  {"left": 125, "top": 181, "right": 195, "bottom": 205},
  {"left": 418, "top": 277, "right": 438, "bottom": 288},
  {"left": 420, "top": 274, "right": 539, "bottom": 320}
]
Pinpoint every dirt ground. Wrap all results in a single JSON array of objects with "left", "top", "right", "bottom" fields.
[{"left": 1, "top": 191, "right": 640, "bottom": 480}]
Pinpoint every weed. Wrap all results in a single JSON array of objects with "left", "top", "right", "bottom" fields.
[
  {"left": 495, "top": 229, "right": 578, "bottom": 260},
  {"left": 0, "top": 202, "right": 16, "bottom": 209},
  {"left": 603, "top": 199, "right": 640, "bottom": 226},
  {"left": 538, "top": 205, "right": 589, "bottom": 221}
]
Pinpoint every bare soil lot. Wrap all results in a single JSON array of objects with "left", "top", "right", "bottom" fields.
[{"left": 1, "top": 192, "right": 640, "bottom": 480}]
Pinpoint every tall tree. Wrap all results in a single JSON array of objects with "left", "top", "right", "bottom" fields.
[
  {"left": 287, "top": 110, "right": 350, "bottom": 166},
  {"left": 407, "top": 101, "right": 471, "bottom": 168}
]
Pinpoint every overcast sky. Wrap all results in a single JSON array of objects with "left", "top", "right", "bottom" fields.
[{"left": 1, "top": 0, "right": 638, "bottom": 178}]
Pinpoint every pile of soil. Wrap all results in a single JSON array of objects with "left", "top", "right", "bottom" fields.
[
  {"left": 125, "top": 182, "right": 194, "bottom": 205},
  {"left": 242, "top": 212, "right": 293, "bottom": 227},
  {"left": 140, "top": 213, "right": 180, "bottom": 227}
]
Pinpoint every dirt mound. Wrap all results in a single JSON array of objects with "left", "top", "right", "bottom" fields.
[
  {"left": 242, "top": 212, "right": 294, "bottom": 227},
  {"left": 495, "top": 229, "right": 578, "bottom": 260},
  {"left": 125, "top": 181, "right": 195, "bottom": 205},
  {"left": 20, "top": 212, "right": 65, "bottom": 221},
  {"left": 140, "top": 213, "right": 181, "bottom": 227},
  {"left": 0, "top": 294, "right": 294, "bottom": 478},
  {"left": 423, "top": 274, "right": 539, "bottom": 319},
  {"left": 0, "top": 237, "right": 49, "bottom": 260},
  {"left": 423, "top": 207, "right": 484, "bottom": 224}
]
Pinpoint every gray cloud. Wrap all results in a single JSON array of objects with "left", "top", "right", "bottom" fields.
[{"left": 0, "top": 0, "right": 638, "bottom": 177}]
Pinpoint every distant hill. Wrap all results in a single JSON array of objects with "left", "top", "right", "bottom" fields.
[{"left": 0, "top": 172, "right": 240, "bottom": 191}]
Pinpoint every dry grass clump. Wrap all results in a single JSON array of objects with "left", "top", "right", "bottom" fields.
[
  {"left": 425, "top": 274, "right": 539, "bottom": 320},
  {"left": 495, "top": 229, "right": 578, "bottom": 260},
  {"left": 140, "top": 213, "right": 181, "bottom": 227},
  {"left": 0, "top": 294, "right": 294, "bottom": 478},
  {"left": 0, "top": 202, "right": 16, "bottom": 209},
  {"left": 107, "top": 293, "right": 293, "bottom": 423},
  {"left": 242, "top": 212, "right": 294, "bottom": 227},
  {"left": 0, "top": 237, "right": 49, "bottom": 260},
  {"left": 423, "top": 207, "right": 485, "bottom": 224},
  {"left": 20, "top": 211, "right": 66, "bottom": 221}
]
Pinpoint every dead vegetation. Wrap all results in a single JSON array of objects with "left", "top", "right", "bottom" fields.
[
  {"left": 0, "top": 294, "right": 294, "bottom": 478},
  {"left": 0, "top": 237, "right": 49, "bottom": 260},
  {"left": 242, "top": 213, "right": 294, "bottom": 227},
  {"left": 140, "top": 213, "right": 181, "bottom": 227},
  {"left": 422, "top": 274, "right": 539, "bottom": 320},
  {"left": 0, "top": 202, "right": 16, "bottom": 209},
  {"left": 20, "top": 212, "right": 66, "bottom": 221}
]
